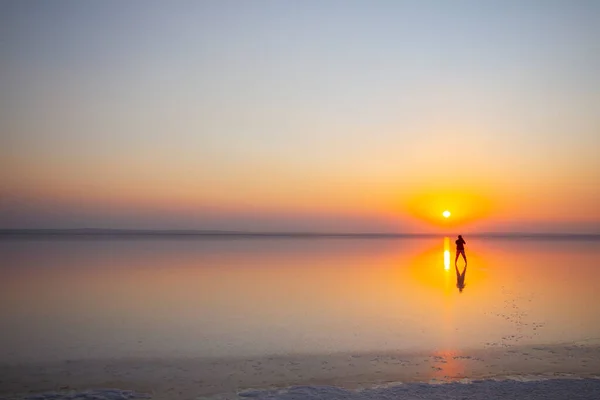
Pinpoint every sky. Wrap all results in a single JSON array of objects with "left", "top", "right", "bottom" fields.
[{"left": 1, "top": 0, "right": 599, "bottom": 233}]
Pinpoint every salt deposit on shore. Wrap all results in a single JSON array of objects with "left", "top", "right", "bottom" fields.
[
  {"left": 6, "top": 379, "right": 600, "bottom": 400},
  {"left": 235, "top": 379, "right": 600, "bottom": 400},
  {"left": 2, "top": 343, "right": 600, "bottom": 399}
]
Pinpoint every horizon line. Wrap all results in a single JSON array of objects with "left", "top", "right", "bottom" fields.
[{"left": 1, "top": 228, "right": 599, "bottom": 239}]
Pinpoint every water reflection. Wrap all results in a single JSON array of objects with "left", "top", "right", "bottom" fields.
[
  {"left": 455, "top": 264, "right": 467, "bottom": 293},
  {"left": 443, "top": 237, "right": 450, "bottom": 270},
  {"left": 443, "top": 236, "right": 468, "bottom": 292},
  {"left": 2, "top": 237, "right": 600, "bottom": 363}
]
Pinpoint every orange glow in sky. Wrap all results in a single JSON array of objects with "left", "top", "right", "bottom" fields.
[
  {"left": 1, "top": 2, "right": 599, "bottom": 233},
  {"left": 401, "top": 188, "right": 496, "bottom": 230}
]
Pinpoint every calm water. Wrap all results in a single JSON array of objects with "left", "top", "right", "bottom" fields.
[{"left": 1, "top": 237, "right": 599, "bottom": 363}]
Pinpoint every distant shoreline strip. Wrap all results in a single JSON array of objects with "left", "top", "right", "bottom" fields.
[{"left": 1, "top": 229, "right": 599, "bottom": 240}]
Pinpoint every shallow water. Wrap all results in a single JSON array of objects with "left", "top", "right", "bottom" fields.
[{"left": 1, "top": 236, "right": 599, "bottom": 363}]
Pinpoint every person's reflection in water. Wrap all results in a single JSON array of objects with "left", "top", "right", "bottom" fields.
[{"left": 455, "top": 264, "right": 467, "bottom": 293}]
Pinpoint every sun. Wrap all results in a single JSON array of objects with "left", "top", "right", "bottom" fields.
[{"left": 442, "top": 210, "right": 451, "bottom": 218}]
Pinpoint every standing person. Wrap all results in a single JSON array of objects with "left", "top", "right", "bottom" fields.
[{"left": 455, "top": 235, "right": 467, "bottom": 266}]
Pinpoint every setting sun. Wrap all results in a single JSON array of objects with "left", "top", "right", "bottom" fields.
[{"left": 443, "top": 210, "right": 451, "bottom": 218}]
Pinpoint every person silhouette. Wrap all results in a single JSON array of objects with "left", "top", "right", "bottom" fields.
[{"left": 455, "top": 235, "right": 467, "bottom": 266}]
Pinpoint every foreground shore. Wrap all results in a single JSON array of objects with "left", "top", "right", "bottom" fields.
[
  {"left": 4, "top": 379, "right": 600, "bottom": 400},
  {"left": 2, "top": 342, "right": 600, "bottom": 399}
]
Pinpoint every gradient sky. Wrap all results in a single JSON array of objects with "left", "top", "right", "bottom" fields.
[{"left": 1, "top": 1, "right": 599, "bottom": 232}]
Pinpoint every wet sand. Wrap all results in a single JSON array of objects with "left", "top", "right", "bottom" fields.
[{"left": 2, "top": 342, "right": 600, "bottom": 399}]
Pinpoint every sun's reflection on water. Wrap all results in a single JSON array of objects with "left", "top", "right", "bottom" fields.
[{"left": 444, "top": 237, "right": 450, "bottom": 270}]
